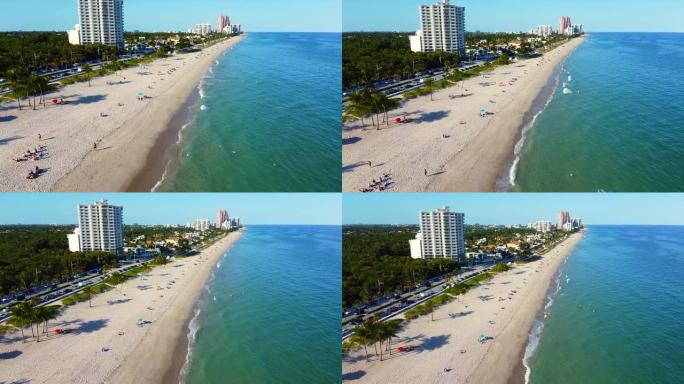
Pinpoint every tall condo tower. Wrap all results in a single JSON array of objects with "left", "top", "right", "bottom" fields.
[
  {"left": 559, "top": 16, "right": 572, "bottom": 35},
  {"left": 75, "top": 199, "right": 124, "bottom": 255},
  {"left": 217, "top": 15, "right": 230, "bottom": 33},
  {"left": 216, "top": 209, "right": 229, "bottom": 229},
  {"left": 557, "top": 211, "right": 570, "bottom": 229},
  {"left": 76, "top": 0, "right": 125, "bottom": 49},
  {"left": 409, "top": 206, "right": 466, "bottom": 261},
  {"left": 409, "top": 0, "right": 466, "bottom": 56}
]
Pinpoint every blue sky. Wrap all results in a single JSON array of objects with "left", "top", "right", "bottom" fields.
[
  {"left": 0, "top": 0, "right": 341, "bottom": 32},
  {"left": 343, "top": 193, "right": 684, "bottom": 225},
  {"left": 0, "top": 193, "right": 341, "bottom": 225},
  {"left": 343, "top": 0, "right": 684, "bottom": 32}
]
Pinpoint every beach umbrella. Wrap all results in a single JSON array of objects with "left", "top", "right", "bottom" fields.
[{"left": 395, "top": 117, "right": 401, "bottom": 123}]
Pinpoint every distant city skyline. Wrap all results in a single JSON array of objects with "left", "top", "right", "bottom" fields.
[
  {"left": 342, "top": 194, "right": 684, "bottom": 225},
  {"left": 0, "top": 193, "right": 341, "bottom": 225},
  {"left": 0, "top": 0, "right": 341, "bottom": 32},
  {"left": 343, "top": 0, "right": 684, "bottom": 32}
]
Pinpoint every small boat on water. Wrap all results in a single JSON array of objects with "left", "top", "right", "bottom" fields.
[
  {"left": 568, "top": 75, "right": 572, "bottom": 82},
  {"left": 563, "top": 87, "right": 573, "bottom": 94}
]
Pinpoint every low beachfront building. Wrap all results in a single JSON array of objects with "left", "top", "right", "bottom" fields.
[{"left": 67, "top": 24, "right": 81, "bottom": 45}]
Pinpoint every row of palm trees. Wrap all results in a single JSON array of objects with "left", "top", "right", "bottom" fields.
[
  {"left": 345, "top": 318, "right": 404, "bottom": 362},
  {"left": 0, "top": 298, "right": 62, "bottom": 343},
  {"left": 3, "top": 67, "right": 53, "bottom": 110},
  {"left": 344, "top": 89, "right": 401, "bottom": 130}
]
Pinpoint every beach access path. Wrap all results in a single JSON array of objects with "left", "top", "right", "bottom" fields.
[
  {"left": 342, "top": 36, "right": 585, "bottom": 192},
  {"left": 0, "top": 35, "right": 244, "bottom": 192},
  {"left": 342, "top": 231, "right": 584, "bottom": 384},
  {"left": 0, "top": 230, "right": 242, "bottom": 384}
]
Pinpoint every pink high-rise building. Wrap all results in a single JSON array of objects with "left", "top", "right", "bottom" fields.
[
  {"left": 217, "top": 15, "right": 230, "bottom": 33},
  {"left": 216, "top": 209, "right": 229, "bottom": 228},
  {"left": 559, "top": 16, "right": 572, "bottom": 34},
  {"left": 557, "top": 211, "right": 570, "bottom": 229}
]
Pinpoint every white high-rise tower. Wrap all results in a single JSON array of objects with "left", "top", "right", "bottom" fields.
[
  {"left": 75, "top": 0, "right": 125, "bottom": 49},
  {"left": 409, "top": 206, "right": 466, "bottom": 261},
  {"left": 74, "top": 199, "right": 124, "bottom": 255},
  {"left": 410, "top": 0, "right": 466, "bottom": 56}
]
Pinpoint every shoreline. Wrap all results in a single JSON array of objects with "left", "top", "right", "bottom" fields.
[
  {"left": 429, "top": 37, "right": 586, "bottom": 192},
  {"left": 107, "top": 230, "right": 243, "bottom": 384},
  {"left": 495, "top": 61, "right": 565, "bottom": 192},
  {"left": 0, "top": 35, "right": 244, "bottom": 192},
  {"left": 56, "top": 35, "right": 245, "bottom": 192},
  {"left": 341, "top": 231, "right": 585, "bottom": 383},
  {"left": 342, "top": 36, "right": 585, "bottom": 192},
  {"left": 126, "top": 78, "right": 203, "bottom": 192},
  {"left": 466, "top": 231, "right": 585, "bottom": 384},
  {"left": 0, "top": 230, "right": 243, "bottom": 384}
]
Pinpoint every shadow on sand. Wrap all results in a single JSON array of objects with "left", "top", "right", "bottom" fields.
[
  {"left": 342, "top": 371, "right": 367, "bottom": 381},
  {"left": 0, "top": 116, "right": 18, "bottom": 123},
  {"left": 0, "top": 135, "right": 23, "bottom": 145},
  {"left": 73, "top": 95, "right": 107, "bottom": 105},
  {"left": 0, "top": 350, "right": 23, "bottom": 360}
]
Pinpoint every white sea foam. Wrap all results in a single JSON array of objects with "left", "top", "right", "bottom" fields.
[
  {"left": 200, "top": 105, "right": 208, "bottom": 111},
  {"left": 563, "top": 87, "right": 573, "bottom": 94},
  {"left": 179, "top": 306, "right": 202, "bottom": 383},
  {"left": 508, "top": 88, "right": 556, "bottom": 187},
  {"left": 198, "top": 80, "right": 206, "bottom": 99},
  {"left": 523, "top": 318, "right": 545, "bottom": 384}
]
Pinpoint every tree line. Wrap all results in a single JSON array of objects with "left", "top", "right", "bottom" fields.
[
  {"left": 343, "top": 32, "right": 461, "bottom": 89},
  {"left": 0, "top": 226, "right": 118, "bottom": 295},
  {"left": 342, "top": 227, "right": 459, "bottom": 309}
]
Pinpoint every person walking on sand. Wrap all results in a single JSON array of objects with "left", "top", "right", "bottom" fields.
[
  {"left": 368, "top": 161, "right": 372, "bottom": 167},
  {"left": 38, "top": 133, "right": 42, "bottom": 141},
  {"left": 424, "top": 168, "right": 428, "bottom": 177},
  {"left": 93, "top": 142, "right": 97, "bottom": 150}
]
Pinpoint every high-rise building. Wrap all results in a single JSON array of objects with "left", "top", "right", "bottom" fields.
[
  {"left": 559, "top": 16, "right": 572, "bottom": 36},
  {"left": 217, "top": 15, "right": 230, "bottom": 33},
  {"left": 557, "top": 211, "right": 571, "bottom": 229},
  {"left": 409, "top": 206, "right": 465, "bottom": 261},
  {"left": 195, "top": 23, "right": 212, "bottom": 36},
  {"left": 216, "top": 209, "right": 229, "bottom": 229},
  {"left": 410, "top": 0, "right": 466, "bottom": 56},
  {"left": 529, "top": 220, "right": 552, "bottom": 233},
  {"left": 193, "top": 219, "right": 211, "bottom": 232},
  {"left": 71, "top": 199, "right": 124, "bottom": 255},
  {"left": 73, "top": 0, "right": 125, "bottom": 49},
  {"left": 534, "top": 25, "right": 553, "bottom": 38}
]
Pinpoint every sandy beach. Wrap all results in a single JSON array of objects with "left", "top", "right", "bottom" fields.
[
  {"left": 0, "top": 230, "right": 242, "bottom": 384},
  {"left": 0, "top": 35, "right": 244, "bottom": 192},
  {"left": 342, "top": 36, "right": 585, "bottom": 192},
  {"left": 342, "top": 231, "right": 585, "bottom": 384}
]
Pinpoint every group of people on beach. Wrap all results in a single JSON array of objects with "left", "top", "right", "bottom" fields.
[{"left": 359, "top": 172, "right": 392, "bottom": 192}]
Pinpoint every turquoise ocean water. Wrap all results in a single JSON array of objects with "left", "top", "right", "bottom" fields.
[
  {"left": 183, "top": 226, "right": 341, "bottom": 384},
  {"left": 526, "top": 226, "right": 684, "bottom": 383},
  {"left": 513, "top": 33, "right": 684, "bottom": 191},
  {"left": 159, "top": 33, "right": 341, "bottom": 192}
]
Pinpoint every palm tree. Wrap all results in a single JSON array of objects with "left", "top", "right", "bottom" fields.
[
  {"left": 350, "top": 323, "right": 374, "bottom": 362},
  {"left": 82, "top": 63, "right": 93, "bottom": 87},
  {"left": 346, "top": 90, "right": 372, "bottom": 128},
  {"left": 5, "top": 67, "right": 29, "bottom": 110},
  {"left": 82, "top": 285, "right": 95, "bottom": 307},
  {"left": 9, "top": 299, "right": 37, "bottom": 342},
  {"left": 424, "top": 78, "right": 435, "bottom": 101},
  {"left": 34, "top": 305, "right": 61, "bottom": 340}
]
